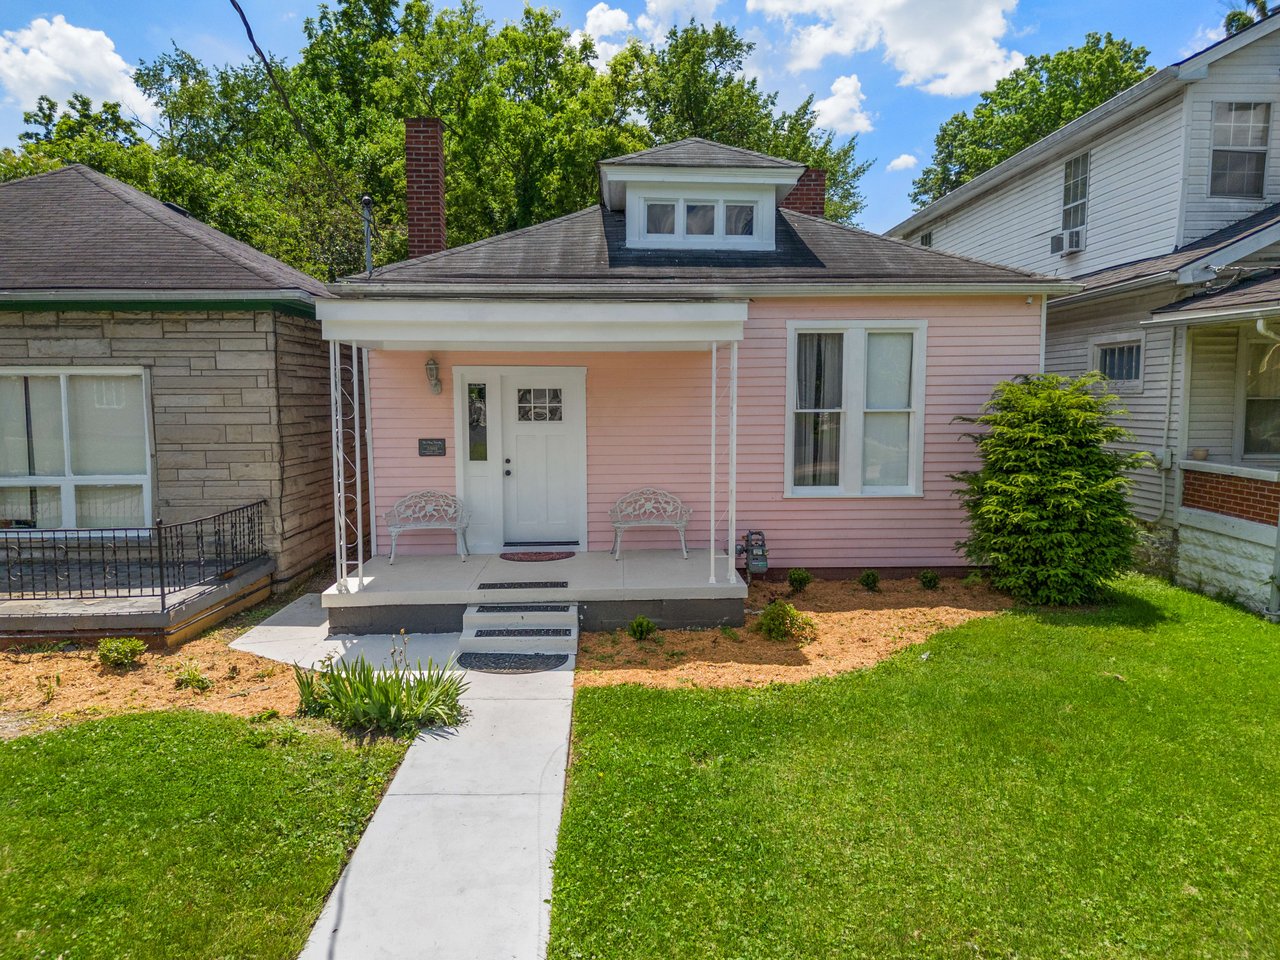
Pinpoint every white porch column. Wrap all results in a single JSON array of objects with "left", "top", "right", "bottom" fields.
[
  {"left": 329, "top": 342, "right": 365, "bottom": 593},
  {"left": 728, "top": 340, "right": 738, "bottom": 583},
  {"left": 709, "top": 342, "right": 718, "bottom": 584}
]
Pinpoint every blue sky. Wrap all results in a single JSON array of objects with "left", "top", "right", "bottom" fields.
[{"left": 0, "top": 0, "right": 1231, "bottom": 230}]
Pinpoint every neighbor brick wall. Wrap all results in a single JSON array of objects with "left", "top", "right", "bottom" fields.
[
  {"left": 0, "top": 308, "right": 333, "bottom": 586},
  {"left": 1181, "top": 468, "right": 1280, "bottom": 526},
  {"left": 406, "top": 117, "right": 447, "bottom": 258},
  {"left": 779, "top": 167, "right": 826, "bottom": 218}
]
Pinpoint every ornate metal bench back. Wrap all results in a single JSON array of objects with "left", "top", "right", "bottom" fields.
[
  {"left": 610, "top": 488, "right": 692, "bottom": 525},
  {"left": 389, "top": 491, "right": 468, "bottom": 527}
]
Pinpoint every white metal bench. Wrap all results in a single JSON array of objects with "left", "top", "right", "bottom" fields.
[
  {"left": 386, "top": 491, "right": 471, "bottom": 563},
  {"left": 609, "top": 488, "right": 692, "bottom": 560}
]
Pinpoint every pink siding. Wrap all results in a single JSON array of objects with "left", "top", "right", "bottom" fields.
[{"left": 366, "top": 295, "right": 1042, "bottom": 566}]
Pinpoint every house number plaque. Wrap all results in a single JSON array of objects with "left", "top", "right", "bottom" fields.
[{"left": 418, "top": 438, "right": 447, "bottom": 457}]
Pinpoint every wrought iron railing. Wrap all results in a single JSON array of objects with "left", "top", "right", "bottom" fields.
[{"left": 0, "top": 501, "right": 267, "bottom": 610}]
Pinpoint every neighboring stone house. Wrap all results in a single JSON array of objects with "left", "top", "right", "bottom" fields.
[{"left": 0, "top": 164, "right": 333, "bottom": 642}]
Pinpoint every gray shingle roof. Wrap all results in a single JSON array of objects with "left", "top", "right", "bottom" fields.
[
  {"left": 600, "top": 137, "right": 805, "bottom": 170},
  {"left": 1154, "top": 269, "right": 1280, "bottom": 315},
  {"left": 1074, "top": 200, "right": 1280, "bottom": 291},
  {"left": 0, "top": 164, "right": 328, "bottom": 298},
  {"left": 349, "top": 206, "right": 1047, "bottom": 288}
]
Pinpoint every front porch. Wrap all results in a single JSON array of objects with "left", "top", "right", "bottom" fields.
[{"left": 322, "top": 548, "right": 745, "bottom": 634}]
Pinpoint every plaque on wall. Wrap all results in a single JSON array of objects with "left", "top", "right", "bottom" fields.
[{"left": 418, "top": 438, "right": 447, "bottom": 457}]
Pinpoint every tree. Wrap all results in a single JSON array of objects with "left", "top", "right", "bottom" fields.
[
  {"left": 1225, "top": 1, "right": 1270, "bottom": 35},
  {"left": 953, "top": 373, "right": 1151, "bottom": 606},
  {"left": 911, "top": 33, "right": 1154, "bottom": 207}
]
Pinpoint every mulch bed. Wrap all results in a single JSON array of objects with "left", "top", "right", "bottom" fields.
[{"left": 575, "top": 576, "right": 1012, "bottom": 689}]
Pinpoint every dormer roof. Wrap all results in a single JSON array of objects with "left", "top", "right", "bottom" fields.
[{"left": 601, "top": 138, "right": 805, "bottom": 170}]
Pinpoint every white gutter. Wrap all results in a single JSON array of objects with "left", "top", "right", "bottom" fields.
[
  {"left": 328, "top": 280, "right": 1081, "bottom": 300},
  {"left": 1049, "top": 272, "right": 1178, "bottom": 308},
  {"left": 1141, "top": 301, "right": 1280, "bottom": 325}
]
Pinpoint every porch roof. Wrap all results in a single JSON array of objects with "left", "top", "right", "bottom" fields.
[
  {"left": 1144, "top": 269, "right": 1280, "bottom": 326},
  {"left": 319, "top": 297, "right": 746, "bottom": 350}
]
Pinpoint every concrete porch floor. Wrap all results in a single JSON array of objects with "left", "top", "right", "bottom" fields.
[{"left": 323, "top": 548, "right": 745, "bottom": 606}]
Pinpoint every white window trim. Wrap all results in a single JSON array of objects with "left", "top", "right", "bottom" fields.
[
  {"left": 1209, "top": 100, "right": 1273, "bottom": 201},
  {"left": 1091, "top": 332, "right": 1145, "bottom": 394},
  {"left": 626, "top": 183, "right": 775, "bottom": 250},
  {"left": 784, "top": 320, "right": 927, "bottom": 498},
  {"left": 0, "top": 366, "right": 154, "bottom": 530},
  {"left": 1061, "top": 152, "right": 1089, "bottom": 234}
]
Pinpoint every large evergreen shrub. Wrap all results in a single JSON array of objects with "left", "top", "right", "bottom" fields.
[{"left": 953, "top": 373, "right": 1150, "bottom": 605}]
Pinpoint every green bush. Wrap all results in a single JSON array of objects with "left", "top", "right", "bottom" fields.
[
  {"left": 756, "top": 600, "right": 817, "bottom": 644},
  {"left": 627, "top": 615, "right": 658, "bottom": 642},
  {"left": 295, "top": 654, "right": 467, "bottom": 737},
  {"left": 953, "top": 373, "right": 1150, "bottom": 605},
  {"left": 786, "top": 567, "right": 814, "bottom": 594},
  {"left": 858, "top": 569, "right": 880, "bottom": 592},
  {"left": 919, "top": 569, "right": 941, "bottom": 590},
  {"left": 174, "top": 660, "right": 212, "bottom": 692},
  {"left": 97, "top": 636, "right": 147, "bottom": 669}
]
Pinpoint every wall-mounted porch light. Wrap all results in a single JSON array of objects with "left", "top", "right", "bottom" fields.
[{"left": 425, "top": 358, "right": 442, "bottom": 394}]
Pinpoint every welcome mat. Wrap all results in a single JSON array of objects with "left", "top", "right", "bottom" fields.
[
  {"left": 499, "top": 551, "right": 574, "bottom": 562},
  {"left": 477, "top": 581, "right": 569, "bottom": 590},
  {"left": 457, "top": 653, "right": 569, "bottom": 674}
]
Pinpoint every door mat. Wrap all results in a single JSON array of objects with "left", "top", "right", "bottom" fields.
[
  {"left": 477, "top": 581, "right": 569, "bottom": 590},
  {"left": 457, "top": 653, "right": 569, "bottom": 674},
  {"left": 499, "top": 551, "right": 575, "bottom": 562}
]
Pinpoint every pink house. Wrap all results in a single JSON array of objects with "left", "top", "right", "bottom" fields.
[{"left": 317, "top": 121, "right": 1072, "bottom": 639}]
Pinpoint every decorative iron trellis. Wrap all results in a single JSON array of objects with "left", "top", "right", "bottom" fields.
[{"left": 0, "top": 500, "right": 267, "bottom": 611}]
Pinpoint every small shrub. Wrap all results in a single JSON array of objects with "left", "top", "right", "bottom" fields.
[
  {"left": 174, "top": 661, "right": 212, "bottom": 693},
  {"left": 294, "top": 654, "right": 467, "bottom": 737},
  {"left": 787, "top": 567, "right": 814, "bottom": 594},
  {"left": 97, "top": 636, "right": 147, "bottom": 669},
  {"left": 919, "top": 569, "right": 941, "bottom": 590},
  {"left": 858, "top": 569, "right": 880, "bottom": 592},
  {"left": 756, "top": 600, "right": 818, "bottom": 644},
  {"left": 963, "top": 570, "right": 985, "bottom": 588},
  {"left": 627, "top": 615, "right": 658, "bottom": 642},
  {"left": 953, "top": 372, "right": 1150, "bottom": 605}
]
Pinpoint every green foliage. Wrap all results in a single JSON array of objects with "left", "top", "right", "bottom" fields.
[
  {"left": 551, "top": 577, "right": 1280, "bottom": 959},
  {"left": 755, "top": 600, "right": 817, "bottom": 644},
  {"left": 627, "top": 615, "right": 659, "bottom": 642},
  {"left": 173, "top": 660, "right": 212, "bottom": 692},
  {"left": 0, "top": 711, "right": 406, "bottom": 958},
  {"left": 248, "top": 708, "right": 280, "bottom": 723},
  {"left": 911, "top": 33, "right": 1154, "bottom": 206},
  {"left": 858, "top": 569, "right": 880, "bottom": 592},
  {"left": 294, "top": 650, "right": 467, "bottom": 736},
  {"left": 963, "top": 570, "right": 986, "bottom": 588},
  {"left": 2, "top": 2, "right": 870, "bottom": 280},
  {"left": 953, "top": 372, "right": 1151, "bottom": 605},
  {"left": 96, "top": 636, "right": 147, "bottom": 669},
  {"left": 786, "top": 567, "right": 814, "bottom": 593},
  {"left": 919, "top": 569, "right": 941, "bottom": 590},
  {"left": 1225, "top": 1, "right": 1270, "bottom": 35}
]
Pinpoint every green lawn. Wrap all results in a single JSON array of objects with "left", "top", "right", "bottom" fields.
[
  {"left": 0, "top": 711, "right": 406, "bottom": 959},
  {"left": 549, "top": 576, "right": 1280, "bottom": 959}
]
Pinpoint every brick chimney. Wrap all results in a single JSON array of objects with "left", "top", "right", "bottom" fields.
[
  {"left": 780, "top": 167, "right": 827, "bottom": 218},
  {"left": 405, "top": 117, "right": 446, "bottom": 258}
]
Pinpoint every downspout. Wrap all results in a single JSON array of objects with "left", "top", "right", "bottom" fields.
[{"left": 1258, "top": 318, "right": 1280, "bottom": 620}]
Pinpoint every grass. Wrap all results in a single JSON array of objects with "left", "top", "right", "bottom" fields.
[
  {"left": 0, "top": 710, "right": 407, "bottom": 959},
  {"left": 549, "top": 575, "right": 1280, "bottom": 959}
]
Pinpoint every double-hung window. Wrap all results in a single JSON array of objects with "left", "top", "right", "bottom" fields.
[
  {"left": 787, "top": 322, "right": 926, "bottom": 496},
  {"left": 1062, "top": 153, "right": 1089, "bottom": 232},
  {"left": 1242, "top": 340, "right": 1280, "bottom": 456},
  {"left": 1211, "top": 102, "right": 1271, "bottom": 199},
  {"left": 0, "top": 369, "right": 151, "bottom": 529}
]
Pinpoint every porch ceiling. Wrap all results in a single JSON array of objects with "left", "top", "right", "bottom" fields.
[{"left": 319, "top": 297, "right": 747, "bottom": 351}]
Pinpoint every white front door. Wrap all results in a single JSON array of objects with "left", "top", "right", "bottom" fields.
[{"left": 455, "top": 367, "right": 586, "bottom": 552}]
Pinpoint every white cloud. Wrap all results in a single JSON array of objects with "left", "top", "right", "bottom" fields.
[
  {"left": 886, "top": 153, "right": 918, "bottom": 172},
  {"left": 1181, "top": 24, "right": 1225, "bottom": 59},
  {"left": 636, "top": 0, "right": 722, "bottom": 45},
  {"left": 745, "top": 0, "right": 1025, "bottom": 96},
  {"left": 813, "top": 73, "right": 873, "bottom": 134},
  {"left": 0, "top": 15, "right": 154, "bottom": 125},
  {"left": 584, "top": 2, "right": 633, "bottom": 37}
]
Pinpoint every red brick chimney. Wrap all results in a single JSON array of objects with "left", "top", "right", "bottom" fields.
[
  {"left": 405, "top": 117, "right": 446, "bottom": 258},
  {"left": 780, "top": 167, "right": 827, "bottom": 218}
]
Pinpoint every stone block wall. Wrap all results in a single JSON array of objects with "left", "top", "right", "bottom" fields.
[{"left": 0, "top": 306, "right": 332, "bottom": 587}]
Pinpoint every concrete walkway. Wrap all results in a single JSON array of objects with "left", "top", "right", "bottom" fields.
[{"left": 232, "top": 597, "right": 575, "bottom": 960}]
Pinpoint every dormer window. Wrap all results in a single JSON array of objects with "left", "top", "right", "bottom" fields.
[{"left": 639, "top": 197, "right": 762, "bottom": 244}]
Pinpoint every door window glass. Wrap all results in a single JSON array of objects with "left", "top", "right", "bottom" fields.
[{"left": 517, "top": 388, "right": 563, "bottom": 422}]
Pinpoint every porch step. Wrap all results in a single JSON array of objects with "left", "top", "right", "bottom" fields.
[{"left": 459, "top": 603, "right": 579, "bottom": 654}]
